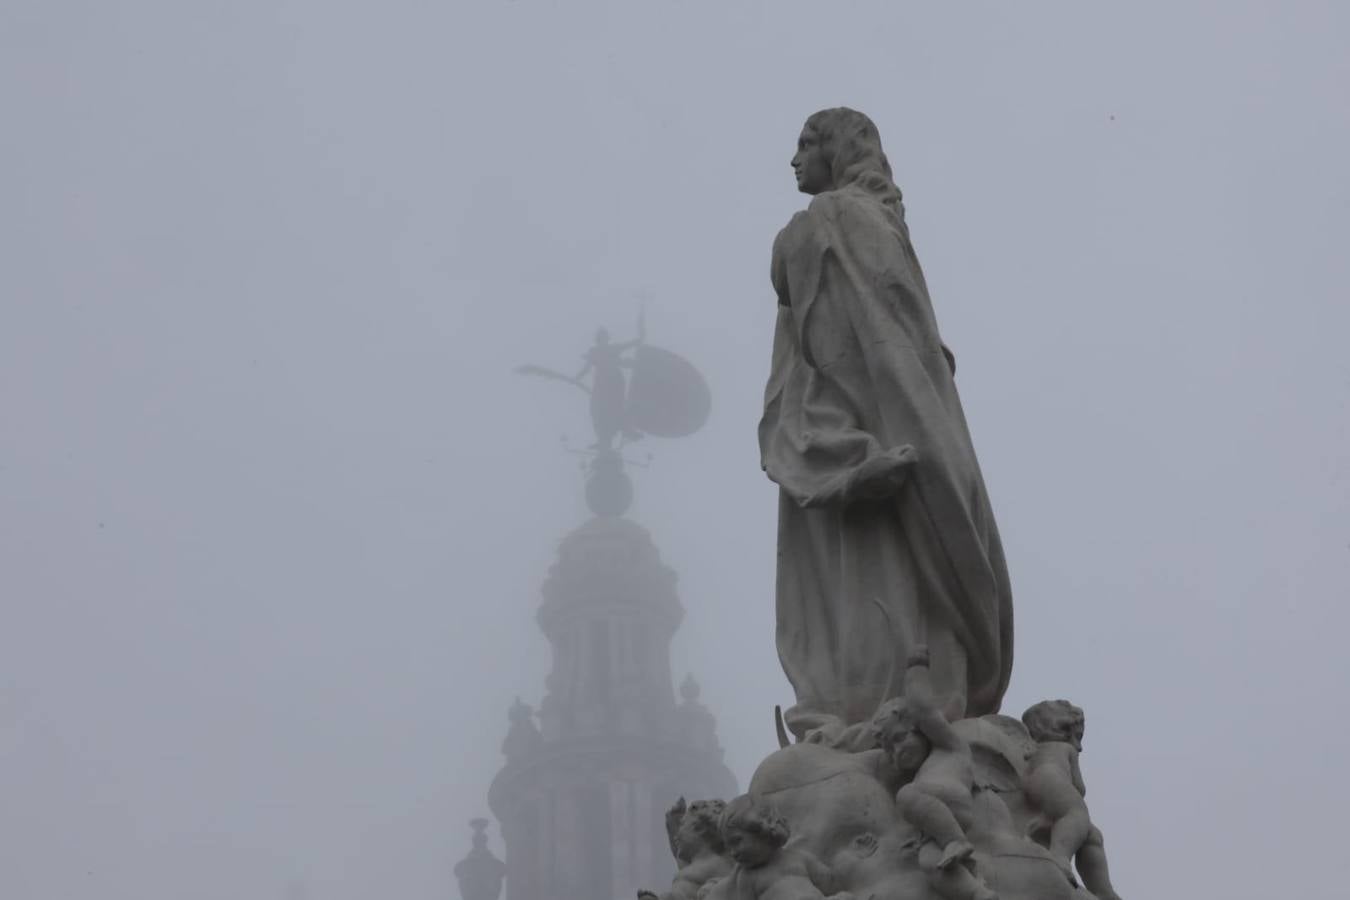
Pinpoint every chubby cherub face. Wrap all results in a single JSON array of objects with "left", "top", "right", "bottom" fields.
[
  {"left": 871, "top": 701, "right": 932, "bottom": 774},
  {"left": 674, "top": 823, "right": 702, "bottom": 859},
  {"left": 1068, "top": 718, "right": 1084, "bottom": 750},
  {"left": 675, "top": 818, "right": 711, "bottom": 859},
  {"left": 887, "top": 726, "right": 932, "bottom": 773},
  {"left": 672, "top": 799, "right": 725, "bottom": 862},
  {"left": 724, "top": 824, "right": 778, "bottom": 868}
]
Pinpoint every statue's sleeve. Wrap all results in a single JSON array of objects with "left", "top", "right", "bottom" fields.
[{"left": 759, "top": 197, "right": 912, "bottom": 507}]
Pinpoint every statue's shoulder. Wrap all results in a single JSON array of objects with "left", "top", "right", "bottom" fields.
[
  {"left": 777, "top": 195, "right": 847, "bottom": 245},
  {"left": 777, "top": 206, "right": 814, "bottom": 236},
  {"left": 775, "top": 191, "right": 870, "bottom": 263},
  {"left": 783, "top": 192, "right": 875, "bottom": 245},
  {"left": 778, "top": 192, "right": 849, "bottom": 229},
  {"left": 773, "top": 208, "right": 819, "bottom": 261}
]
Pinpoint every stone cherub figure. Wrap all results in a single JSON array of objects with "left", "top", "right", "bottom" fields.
[
  {"left": 871, "top": 646, "right": 997, "bottom": 900},
  {"left": 1021, "top": 700, "right": 1123, "bottom": 900},
  {"left": 640, "top": 798, "right": 734, "bottom": 900},
  {"left": 697, "top": 794, "right": 852, "bottom": 900}
]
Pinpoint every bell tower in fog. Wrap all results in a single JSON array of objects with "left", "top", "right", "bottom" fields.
[{"left": 477, "top": 323, "right": 735, "bottom": 900}]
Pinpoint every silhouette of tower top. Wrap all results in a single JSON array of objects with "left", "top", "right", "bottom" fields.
[{"left": 490, "top": 322, "right": 733, "bottom": 900}]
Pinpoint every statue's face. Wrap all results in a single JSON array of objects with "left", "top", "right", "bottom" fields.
[
  {"left": 791, "top": 126, "right": 832, "bottom": 195},
  {"left": 724, "top": 826, "right": 775, "bottom": 868},
  {"left": 675, "top": 818, "right": 707, "bottom": 858},
  {"left": 888, "top": 728, "right": 931, "bottom": 774},
  {"left": 1064, "top": 715, "right": 1084, "bottom": 750}
]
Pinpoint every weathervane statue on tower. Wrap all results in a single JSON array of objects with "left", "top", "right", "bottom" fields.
[{"left": 516, "top": 311, "right": 711, "bottom": 516}]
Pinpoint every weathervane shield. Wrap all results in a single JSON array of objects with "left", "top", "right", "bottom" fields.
[{"left": 624, "top": 345, "right": 711, "bottom": 438}]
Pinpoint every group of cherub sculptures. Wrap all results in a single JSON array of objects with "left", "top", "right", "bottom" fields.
[
  {"left": 640, "top": 650, "right": 1122, "bottom": 900},
  {"left": 638, "top": 107, "right": 1127, "bottom": 900}
]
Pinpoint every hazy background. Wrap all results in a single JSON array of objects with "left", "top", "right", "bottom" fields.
[{"left": 3, "top": 2, "right": 1347, "bottom": 898}]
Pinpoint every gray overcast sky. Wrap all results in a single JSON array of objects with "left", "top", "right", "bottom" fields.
[{"left": 2, "top": 2, "right": 1347, "bottom": 898}]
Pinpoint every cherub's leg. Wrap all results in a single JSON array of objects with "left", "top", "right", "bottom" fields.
[
  {"left": 1076, "top": 826, "right": 1122, "bottom": 900},
  {"left": 1047, "top": 806, "right": 1092, "bottom": 872},
  {"left": 897, "top": 785, "right": 974, "bottom": 870},
  {"left": 917, "top": 843, "right": 996, "bottom": 900}
]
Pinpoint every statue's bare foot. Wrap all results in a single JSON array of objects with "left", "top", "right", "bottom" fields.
[{"left": 937, "top": 839, "right": 975, "bottom": 870}]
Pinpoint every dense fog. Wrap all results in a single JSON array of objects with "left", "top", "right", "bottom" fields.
[{"left": 3, "top": 3, "right": 1347, "bottom": 898}]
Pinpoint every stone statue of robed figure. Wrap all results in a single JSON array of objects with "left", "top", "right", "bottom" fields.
[
  {"left": 760, "top": 108, "right": 1014, "bottom": 746},
  {"left": 639, "top": 108, "right": 1123, "bottom": 900}
]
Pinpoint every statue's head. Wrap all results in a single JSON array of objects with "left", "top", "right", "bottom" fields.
[
  {"left": 792, "top": 107, "right": 896, "bottom": 197},
  {"left": 674, "top": 799, "right": 727, "bottom": 860},
  {"left": 719, "top": 794, "right": 788, "bottom": 868},
  {"left": 594, "top": 327, "right": 611, "bottom": 346},
  {"left": 1022, "top": 699, "right": 1085, "bottom": 750},
  {"left": 870, "top": 696, "right": 931, "bottom": 774}
]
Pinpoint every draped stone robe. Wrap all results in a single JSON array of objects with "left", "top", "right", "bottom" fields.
[{"left": 759, "top": 184, "right": 1013, "bottom": 742}]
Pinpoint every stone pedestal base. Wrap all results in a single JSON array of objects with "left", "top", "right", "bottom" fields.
[{"left": 644, "top": 714, "right": 1123, "bottom": 900}]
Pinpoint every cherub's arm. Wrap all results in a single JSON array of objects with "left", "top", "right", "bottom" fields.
[
  {"left": 1069, "top": 748, "right": 1086, "bottom": 797},
  {"left": 903, "top": 647, "right": 962, "bottom": 752}
]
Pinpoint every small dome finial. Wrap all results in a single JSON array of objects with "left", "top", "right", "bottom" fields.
[{"left": 455, "top": 818, "right": 506, "bottom": 900}]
